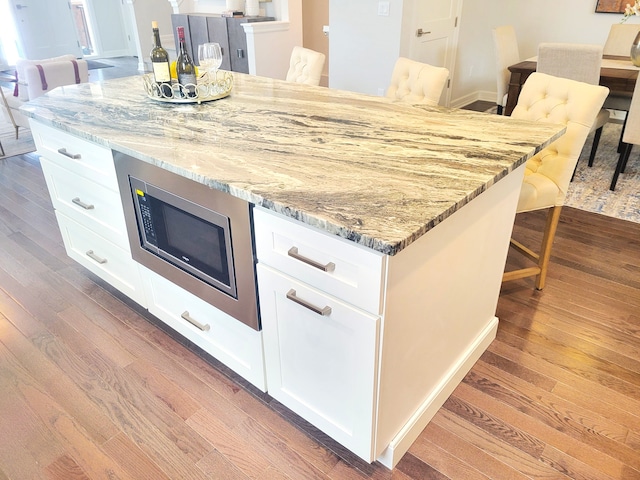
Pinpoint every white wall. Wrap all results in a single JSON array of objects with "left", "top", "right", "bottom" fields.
[
  {"left": 326, "top": 0, "right": 640, "bottom": 106},
  {"left": 453, "top": 0, "right": 640, "bottom": 106},
  {"left": 328, "top": 0, "right": 404, "bottom": 95}
]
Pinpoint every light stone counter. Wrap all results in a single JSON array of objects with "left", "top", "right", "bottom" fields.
[{"left": 21, "top": 73, "right": 564, "bottom": 255}]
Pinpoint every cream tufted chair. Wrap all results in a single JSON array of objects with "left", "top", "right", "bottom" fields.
[
  {"left": 285, "top": 46, "right": 325, "bottom": 86},
  {"left": 502, "top": 72, "right": 609, "bottom": 289},
  {"left": 536, "top": 43, "right": 610, "bottom": 174},
  {"left": 0, "top": 55, "right": 89, "bottom": 139},
  {"left": 492, "top": 25, "right": 521, "bottom": 115},
  {"left": 385, "top": 57, "right": 449, "bottom": 106}
]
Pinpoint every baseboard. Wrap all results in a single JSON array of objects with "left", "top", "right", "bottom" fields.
[
  {"left": 376, "top": 316, "right": 499, "bottom": 469},
  {"left": 450, "top": 90, "right": 496, "bottom": 109}
]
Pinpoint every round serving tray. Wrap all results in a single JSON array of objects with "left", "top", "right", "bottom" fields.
[{"left": 142, "top": 72, "right": 233, "bottom": 104}]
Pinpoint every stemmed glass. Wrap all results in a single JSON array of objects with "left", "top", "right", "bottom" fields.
[{"left": 198, "top": 42, "right": 223, "bottom": 83}]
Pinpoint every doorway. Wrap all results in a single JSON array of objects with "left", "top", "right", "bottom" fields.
[
  {"left": 301, "top": 0, "right": 329, "bottom": 86},
  {"left": 70, "top": 0, "right": 96, "bottom": 56}
]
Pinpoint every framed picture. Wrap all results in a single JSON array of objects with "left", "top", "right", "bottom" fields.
[{"left": 595, "top": 0, "right": 627, "bottom": 13}]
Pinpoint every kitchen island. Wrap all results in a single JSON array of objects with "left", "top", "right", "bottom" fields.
[{"left": 22, "top": 73, "right": 564, "bottom": 468}]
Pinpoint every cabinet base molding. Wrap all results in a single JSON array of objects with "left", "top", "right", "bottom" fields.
[{"left": 377, "top": 316, "right": 499, "bottom": 469}]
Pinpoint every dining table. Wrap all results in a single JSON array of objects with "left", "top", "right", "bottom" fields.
[{"left": 504, "top": 55, "right": 639, "bottom": 116}]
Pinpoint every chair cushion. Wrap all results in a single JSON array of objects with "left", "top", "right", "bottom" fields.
[{"left": 511, "top": 72, "right": 609, "bottom": 212}]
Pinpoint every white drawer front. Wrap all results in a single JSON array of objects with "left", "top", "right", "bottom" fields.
[
  {"left": 30, "top": 120, "right": 117, "bottom": 188},
  {"left": 140, "top": 266, "right": 266, "bottom": 392},
  {"left": 56, "top": 212, "right": 146, "bottom": 306},
  {"left": 41, "top": 158, "right": 128, "bottom": 249},
  {"left": 253, "top": 207, "right": 385, "bottom": 314},
  {"left": 258, "top": 264, "right": 379, "bottom": 461}
]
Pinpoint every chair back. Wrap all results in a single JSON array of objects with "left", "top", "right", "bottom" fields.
[
  {"left": 622, "top": 78, "right": 640, "bottom": 145},
  {"left": 491, "top": 25, "right": 521, "bottom": 107},
  {"left": 385, "top": 57, "right": 449, "bottom": 105},
  {"left": 14, "top": 55, "right": 86, "bottom": 101},
  {"left": 285, "top": 46, "right": 325, "bottom": 86},
  {"left": 537, "top": 43, "right": 603, "bottom": 85},
  {"left": 21, "top": 59, "right": 89, "bottom": 101},
  {"left": 603, "top": 23, "right": 640, "bottom": 56},
  {"left": 511, "top": 72, "right": 609, "bottom": 211}
]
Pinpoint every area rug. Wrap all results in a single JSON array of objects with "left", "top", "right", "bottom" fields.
[
  {"left": 0, "top": 121, "right": 34, "bottom": 159},
  {"left": 567, "top": 122, "right": 639, "bottom": 224}
]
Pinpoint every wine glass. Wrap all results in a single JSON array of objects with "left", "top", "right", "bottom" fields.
[{"left": 198, "top": 43, "right": 223, "bottom": 83}]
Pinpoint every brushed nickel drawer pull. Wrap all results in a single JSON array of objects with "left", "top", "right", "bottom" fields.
[
  {"left": 286, "top": 289, "right": 332, "bottom": 316},
  {"left": 57, "top": 147, "right": 81, "bottom": 159},
  {"left": 181, "top": 311, "right": 211, "bottom": 331},
  {"left": 287, "top": 247, "right": 335, "bottom": 272},
  {"left": 72, "top": 197, "right": 94, "bottom": 210},
  {"left": 86, "top": 250, "right": 107, "bottom": 264}
]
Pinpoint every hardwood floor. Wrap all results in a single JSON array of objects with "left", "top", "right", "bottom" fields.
[{"left": 1, "top": 152, "right": 639, "bottom": 479}]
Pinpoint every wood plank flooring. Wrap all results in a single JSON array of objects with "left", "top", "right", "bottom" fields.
[{"left": 0, "top": 152, "right": 639, "bottom": 479}]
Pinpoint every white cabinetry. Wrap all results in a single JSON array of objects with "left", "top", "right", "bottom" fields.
[
  {"left": 31, "top": 120, "right": 146, "bottom": 306},
  {"left": 139, "top": 266, "right": 266, "bottom": 391},
  {"left": 254, "top": 163, "right": 524, "bottom": 467},
  {"left": 254, "top": 207, "right": 385, "bottom": 461}
]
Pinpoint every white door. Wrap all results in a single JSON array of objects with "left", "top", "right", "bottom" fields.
[
  {"left": 408, "top": 0, "right": 462, "bottom": 106},
  {"left": 10, "top": 0, "right": 82, "bottom": 59}
]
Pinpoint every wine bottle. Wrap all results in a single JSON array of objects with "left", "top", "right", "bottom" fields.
[
  {"left": 176, "top": 26, "right": 197, "bottom": 98},
  {"left": 150, "top": 21, "right": 172, "bottom": 97}
]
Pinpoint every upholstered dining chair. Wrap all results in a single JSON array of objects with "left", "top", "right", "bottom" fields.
[
  {"left": 610, "top": 77, "right": 640, "bottom": 190},
  {"left": 285, "top": 46, "right": 326, "bottom": 86},
  {"left": 536, "top": 43, "right": 610, "bottom": 174},
  {"left": 385, "top": 57, "right": 449, "bottom": 106},
  {"left": 0, "top": 55, "right": 89, "bottom": 139},
  {"left": 601, "top": 23, "right": 640, "bottom": 146},
  {"left": 503, "top": 72, "right": 609, "bottom": 289},
  {"left": 491, "top": 25, "right": 521, "bottom": 115}
]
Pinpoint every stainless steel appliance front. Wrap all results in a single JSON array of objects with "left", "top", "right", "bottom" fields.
[{"left": 114, "top": 152, "right": 259, "bottom": 330}]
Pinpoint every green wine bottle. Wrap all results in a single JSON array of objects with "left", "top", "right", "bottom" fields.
[
  {"left": 176, "top": 26, "right": 197, "bottom": 98},
  {"left": 150, "top": 21, "right": 172, "bottom": 97}
]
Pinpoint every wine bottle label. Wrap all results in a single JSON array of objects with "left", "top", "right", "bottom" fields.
[
  {"left": 152, "top": 63, "right": 171, "bottom": 82},
  {"left": 178, "top": 73, "right": 197, "bottom": 85}
]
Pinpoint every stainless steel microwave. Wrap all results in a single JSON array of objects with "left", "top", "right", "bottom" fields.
[{"left": 114, "top": 152, "right": 259, "bottom": 331}]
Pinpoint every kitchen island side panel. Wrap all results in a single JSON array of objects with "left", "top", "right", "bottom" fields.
[{"left": 375, "top": 164, "right": 525, "bottom": 466}]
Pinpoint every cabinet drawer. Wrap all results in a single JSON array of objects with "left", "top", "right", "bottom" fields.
[
  {"left": 30, "top": 120, "right": 117, "bottom": 189},
  {"left": 41, "top": 158, "right": 128, "bottom": 248},
  {"left": 56, "top": 212, "right": 146, "bottom": 306},
  {"left": 257, "top": 264, "right": 379, "bottom": 461},
  {"left": 140, "top": 266, "right": 266, "bottom": 391},
  {"left": 253, "top": 207, "right": 385, "bottom": 314}
]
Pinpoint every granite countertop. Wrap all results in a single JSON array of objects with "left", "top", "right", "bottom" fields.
[{"left": 22, "top": 73, "right": 564, "bottom": 255}]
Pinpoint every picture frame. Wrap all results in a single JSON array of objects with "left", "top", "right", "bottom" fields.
[{"left": 595, "top": 0, "right": 627, "bottom": 13}]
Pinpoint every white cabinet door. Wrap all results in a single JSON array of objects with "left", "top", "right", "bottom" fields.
[{"left": 257, "top": 264, "right": 380, "bottom": 462}]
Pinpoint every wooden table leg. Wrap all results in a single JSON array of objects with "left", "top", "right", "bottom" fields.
[{"left": 504, "top": 70, "right": 532, "bottom": 116}]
